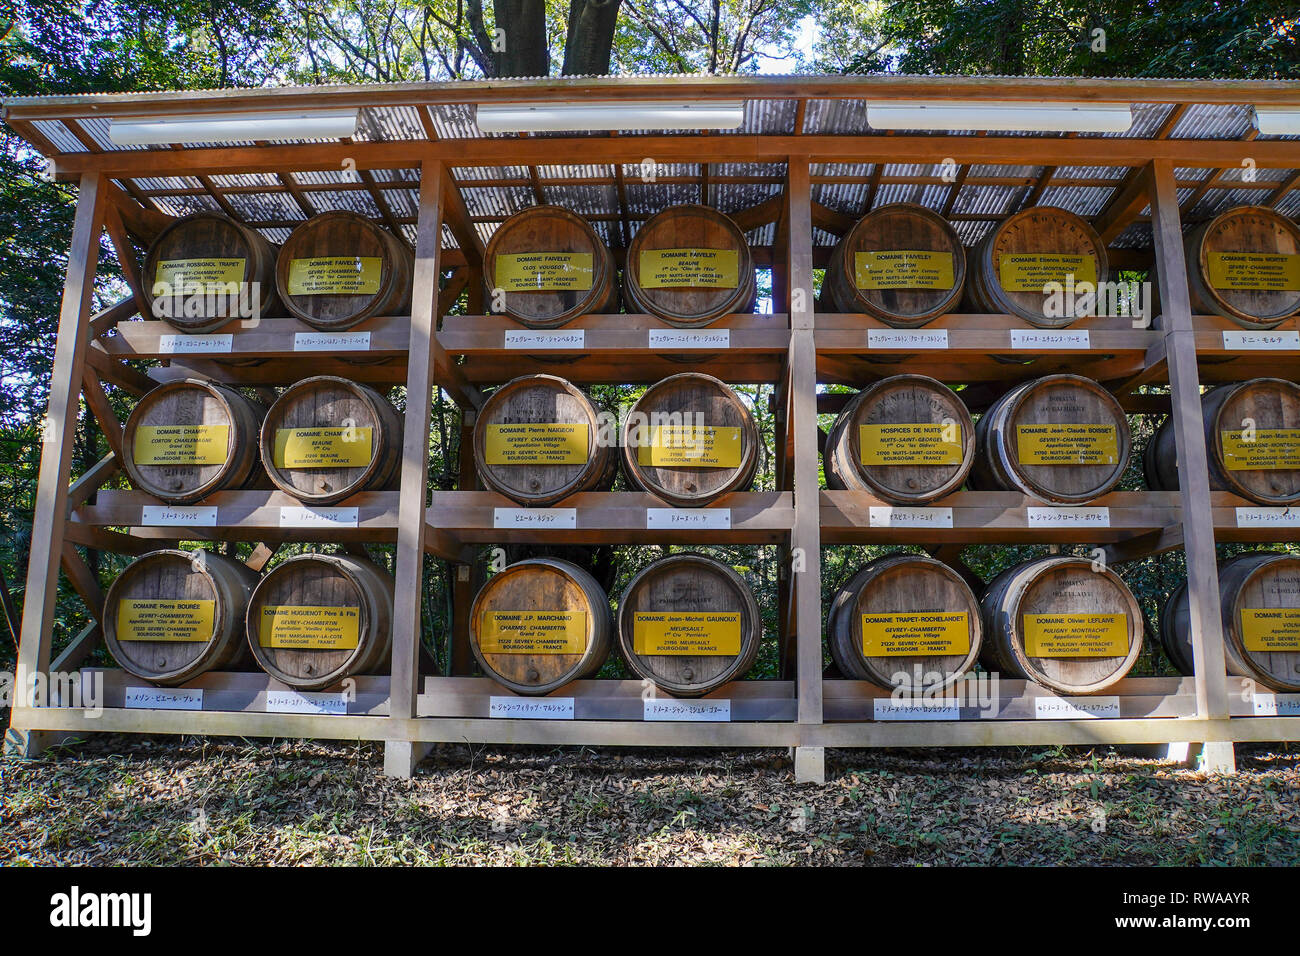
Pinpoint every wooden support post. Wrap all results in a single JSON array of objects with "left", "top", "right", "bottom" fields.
[{"left": 449, "top": 409, "right": 478, "bottom": 676}]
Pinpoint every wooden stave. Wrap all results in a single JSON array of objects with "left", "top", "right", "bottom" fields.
[
  {"left": 1141, "top": 412, "right": 1180, "bottom": 492},
  {"left": 103, "top": 549, "right": 260, "bottom": 686},
  {"left": 1184, "top": 205, "right": 1300, "bottom": 329}
]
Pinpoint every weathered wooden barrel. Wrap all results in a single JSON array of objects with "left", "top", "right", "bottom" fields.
[
  {"left": 623, "top": 204, "right": 756, "bottom": 326},
  {"left": 260, "top": 376, "right": 403, "bottom": 505},
  {"left": 275, "top": 211, "right": 413, "bottom": 331},
  {"left": 616, "top": 553, "right": 761, "bottom": 697},
  {"left": 469, "top": 558, "right": 613, "bottom": 695},
  {"left": 970, "top": 374, "right": 1131, "bottom": 504},
  {"left": 472, "top": 374, "right": 616, "bottom": 506},
  {"left": 246, "top": 553, "right": 393, "bottom": 690},
  {"left": 104, "top": 549, "right": 259, "bottom": 685},
  {"left": 1161, "top": 552, "right": 1300, "bottom": 692},
  {"left": 967, "top": 206, "right": 1109, "bottom": 327},
  {"left": 123, "top": 379, "right": 266, "bottom": 504},
  {"left": 622, "top": 373, "right": 759, "bottom": 507},
  {"left": 828, "top": 555, "right": 982, "bottom": 691},
  {"left": 483, "top": 205, "right": 619, "bottom": 327},
  {"left": 980, "top": 556, "right": 1144, "bottom": 695},
  {"left": 824, "top": 374, "right": 974, "bottom": 504},
  {"left": 1184, "top": 205, "right": 1300, "bottom": 329},
  {"left": 823, "top": 203, "right": 967, "bottom": 326},
  {"left": 143, "top": 212, "right": 280, "bottom": 333}
]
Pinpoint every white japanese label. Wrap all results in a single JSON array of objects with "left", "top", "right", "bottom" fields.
[
  {"left": 278, "top": 506, "right": 359, "bottom": 528},
  {"left": 1235, "top": 507, "right": 1300, "bottom": 527},
  {"left": 265, "top": 690, "right": 349, "bottom": 714},
  {"left": 504, "top": 329, "right": 586, "bottom": 349},
  {"left": 1222, "top": 330, "right": 1300, "bottom": 350},
  {"left": 1026, "top": 506, "right": 1111, "bottom": 528},
  {"left": 124, "top": 686, "right": 203, "bottom": 710},
  {"left": 489, "top": 697, "right": 576, "bottom": 720},
  {"left": 643, "top": 698, "right": 732, "bottom": 721},
  {"left": 873, "top": 698, "right": 960, "bottom": 721},
  {"left": 1034, "top": 696, "right": 1120, "bottom": 719},
  {"left": 158, "top": 333, "right": 233, "bottom": 354},
  {"left": 493, "top": 507, "right": 578, "bottom": 529},
  {"left": 1009, "top": 329, "right": 1090, "bottom": 349},
  {"left": 140, "top": 505, "right": 218, "bottom": 527},
  {"left": 1252, "top": 692, "right": 1300, "bottom": 717},
  {"left": 867, "top": 506, "right": 954, "bottom": 529},
  {"left": 646, "top": 508, "right": 731, "bottom": 529},
  {"left": 647, "top": 328, "right": 731, "bottom": 349},
  {"left": 867, "top": 328, "right": 949, "bottom": 349},
  {"left": 294, "top": 331, "right": 371, "bottom": 352}
]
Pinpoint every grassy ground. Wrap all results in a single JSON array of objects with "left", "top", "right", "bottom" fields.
[{"left": 2, "top": 736, "right": 1298, "bottom": 866}]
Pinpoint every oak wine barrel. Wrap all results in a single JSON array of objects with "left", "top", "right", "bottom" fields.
[
  {"left": 824, "top": 374, "right": 974, "bottom": 504},
  {"left": 980, "top": 556, "right": 1144, "bottom": 695},
  {"left": 828, "top": 555, "right": 982, "bottom": 691},
  {"left": 970, "top": 374, "right": 1131, "bottom": 504},
  {"left": 1184, "top": 205, "right": 1300, "bottom": 329},
  {"left": 142, "top": 212, "right": 280, "bottom": 333},
  {"left": 469, "top": 558, "right": 613, "bottom": 695},
  {"left": 275, "top": 211, "right": 413, "bottom": 331},
  {"left": 623, "top": 204, "right": 756, "bottom": 326},
  {"left": 622, "top": 373, "right": 759, "bottom": 507},
  {"left": 246, "top": 552, "right": 393, "bottom": 690},
  {"left": 483, "top": 205, "right": 619, "bottom": 327},
  {"left": 616, "top": 553, "right": 761, "bottom": 697},
  {"left": 123, "top": 379, "right": 266, "bottom": 504},
  {"left": 823, "top": 203, "right": 967, "bottom": 326},
  {"left": 104, "top": 549, "right": 259, "bottom": 685},
  {"left": 260, "top": 376, "right": 403, "bottom": 505}
]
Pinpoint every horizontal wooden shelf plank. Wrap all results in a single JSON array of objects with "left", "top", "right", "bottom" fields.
[
  {"left": 1191, "top": 314, "right": 1300, "bottom": 383},
  {"left": 82, "top": 668, "right": 391, "bottom": 715},
  {"left": 99, "top": 315, "right": 410, "bottom": 360},
  {"left": 1212, "top": 491, "right": 1300, "bottom": 542}
]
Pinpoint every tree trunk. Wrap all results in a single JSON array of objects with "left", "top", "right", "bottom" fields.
[
  {"left": 494, "top": 0, "right": 551, "bottom": 76},
  {"left": 562, "top": 0, "right": 624, "bottom": 75}
]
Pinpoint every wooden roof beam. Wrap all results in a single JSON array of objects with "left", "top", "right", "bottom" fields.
[{"left": 440, "top": 169, "right": 485, "bottom": 266}]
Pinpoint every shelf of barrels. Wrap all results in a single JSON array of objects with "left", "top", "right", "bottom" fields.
[{"left": 9, "top": 147, "right": 1300, "bottom": 784}]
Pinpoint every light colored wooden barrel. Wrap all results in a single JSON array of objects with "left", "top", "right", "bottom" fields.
[
  {"left": 260, "top": 376, "right": 402, "bottom": 505},
  {"left": 1184, "top": 205, "right": 1300, "bottom": 329},
  {"left": 970, "top": 374, "right": 1131, "bottom": 504},
  {"left": 104, "top": 549, "right": 258, "bottom": 685},
  {"left": 824, "top": 374, "right": 974, "bottom": 504},
  {"left": 122, "top": 380, "right": 265, "bottom": 504},
  {"left": 1161, "top": 552, "right": 1300, "bottom": 692},
  {"left": 246, "top": 553, "right": 393, "bottom": 690},
  {"left": 823, "top": 203, "right": 967, "bottom": 326},
  {"left": 275, "top": 211, "right": 413, "bottom": 331},
  {"left": 967, "top": 206, "right": 1109, "bottom": 327},
  {"left": 623, "top": 204, "right": 756, "bottom": 326},
  {"left": 622, "top": 372, "right": 759, "bottom": 507},
  {"left": 828, "top": 555, "right": 982, "bottom": 691},
  {"left": 483, "top": 205, "right": 619, "bottom": 327},
  {"left": 472, "top": 374, "right": 616, "bottom": 506},
  {"left": 142, "top": 212, "right": 280, "bottom": 333},
  {"left": 980, "top": 556, "right": 1144, "bottom": 695},
  {"left": 469, "top": 558, "right": 613, "bottom": 695},
  {"left": 616, "top": 553, "right": 761, "bottom": 697}
]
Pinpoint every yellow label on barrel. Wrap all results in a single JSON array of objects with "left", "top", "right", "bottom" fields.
[
  {"left": 132, "top": 425, "right": 230, "bottom": 466},
  {"left": 635, "top": 425, "right": 742, "bottom": 468},
  {"left": 1022, "top": 614, "right": 1128, "bottom": 657},
  {"left": 633, "top": 612, "right": 741, "bottom": 656},
  {"left": 1221, "top": 428, "right": 1300, "bottom": 471},
  {"left": 860, "top": 612, "right": 970, "bottom": 657},
  {"left": 286, "top": 257, "right": 383, "bottom": 296},
  {"left": 638, "top": 249, "right": 739, "bottom": 289},
  {"left": 258, "top": 605, "right": 360, "bottom": 650},
  {"left": 116, "top": 599, "right": 215, "bottom": 643},
  {"left": 854, "top": 250, "right": 955, "bottom": 290},
  {"left": 484, "top": 423, "right": 589, "bottom": 465},
  {"left": 1239, "top": 609, "right": 1300, "bottom": 652},
  {"left": 858, "top": 423, "right": 963, "bottom": 466},
  {"left": 998, "top": 254, "right": 1098, "bottom": 292},
  {"left": 494, "top": 253, "right": 594, "bottom": 292},
  {"left": 479, "top": 611, "right": 587, "bottom": 654},
  {"left": 273, "top": 427, "right": 373, "bottom": 469},
  {"left": 1206, "top": 252, "right": 1300, "bottom": 292},
  {"left": 1017, "top": 424, "right": 1118, "bottom": 465},
  {"left": 154, "top": 258, "right": 246, "bottom": 293}
]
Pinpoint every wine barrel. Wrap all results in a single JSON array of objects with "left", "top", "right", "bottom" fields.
[
  {"left": 824, "top": 374, "right": 974, "bottom": 504},
  {"left": 246, "top": 553, "right": 393, "bottom": 690},
  {"left": 622, "top": 373, "right": 759, "bottom": 507},
  {"left": 1161, "top": 552, "right": 1300, "bottom": 692},
  {"left": 104, "top": 549, "right": 258, "bottom": 685},
  {"left": 970, "top": 374, "right": 1131, "bottom": 504},
  {"left": 823, "top": 203, "right": 967, "bottom": 326},
  {"left": 980, "top": 556, "right": 1144, "bottom": 695},
  {"left": 483, "top": 205, "right": 619, "bottom": 327},
  {"left": 623, "top": 204, "right": 756, "bottom": 326},
  {"left": 260, "top": 376, "right": 402, "bottom": 505},
  {"left": 827, "top": 555, "right": 982, "bottom": 691},
  {"left": 142, "top": 212, "right": 280, "bottom": 333},
  {"left": 123, "top": 379, "right": 265, "bottom": 504},
  {"left": 275, "top": 211, "right": 413, "bottom": 331},
  {"left": 469, "top": 558, "right": 613, "bottom": 695},
  {"left": 472, "top": 374, "right": 616, "bottom": 506},
  {"left": 616, "top": 553, "right": 761, "bottom": 697},
  {"left": 967, "top": 206, "right": 1109, "bottom": 327},
  {"left": 1184, "top": 205, "right": 1300, "bottom": 329}
]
